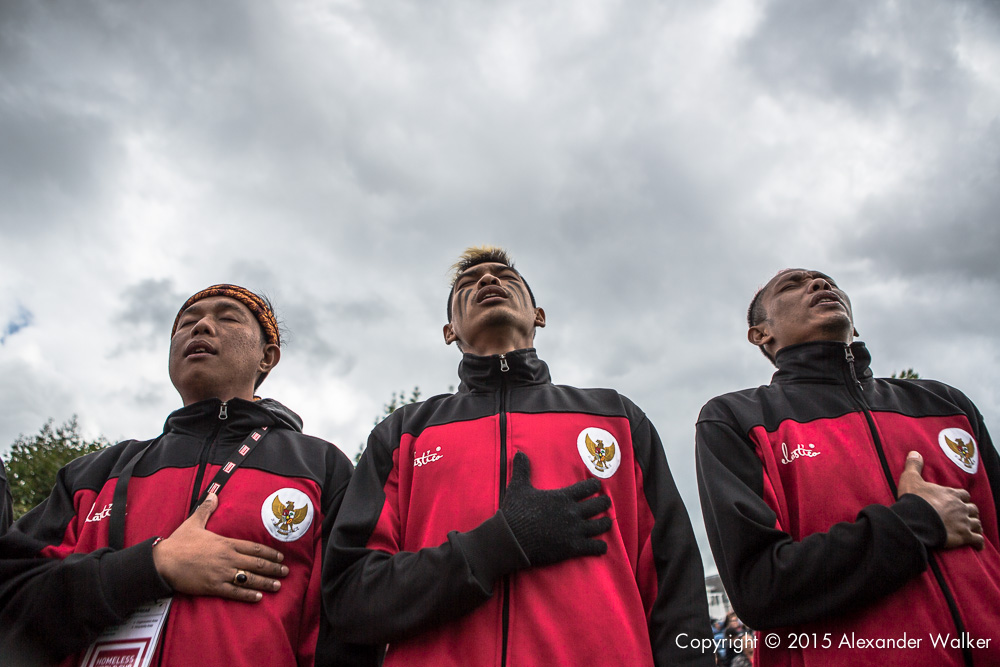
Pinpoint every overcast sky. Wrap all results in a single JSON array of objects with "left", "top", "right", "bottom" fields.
[{"left": 2, "top": 0, "right": 998, "bottom": 577}]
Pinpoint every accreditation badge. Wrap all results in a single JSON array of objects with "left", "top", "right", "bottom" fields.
[{"left": 78, "top": 597, "right": 172, "bottom": 667}]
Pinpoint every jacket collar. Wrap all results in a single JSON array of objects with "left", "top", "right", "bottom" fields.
[
  {"left": 457, "top": 348, "right": 552, "bottom": 393},
  {"left": 162, "top": 397, "right": 303, "bottom": 441},
  {"left": 771, "top": 340, "right": 874, "bottom": 385}
]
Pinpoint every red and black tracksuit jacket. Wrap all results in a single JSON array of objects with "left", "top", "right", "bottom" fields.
[
  {"left": 697, "top": 341, "right": 1000, "bottom": 666},
  {"left": 0, "top": 398, "right": 371, "bottom": 667},
  {"left": 325, "top": 349, "right": 713, "bottom": 666}
]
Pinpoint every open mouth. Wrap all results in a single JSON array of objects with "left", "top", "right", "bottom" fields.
[
  {"left": 476, "top": 285, "right": 509, "bottom": 303},
  {"left": 810, "top": 292, "right": 843, "bottom": 308},
  {"left": 184, "top": 340, "right": 217, "bottom": 357}
]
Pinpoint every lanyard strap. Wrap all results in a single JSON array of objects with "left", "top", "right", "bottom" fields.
[
  {"left": 108, "top": 426, "right": 270, "bottom": 550},
  {"left": 194, "top": 426, "right": 268, "bottom": 505},
  {"left": 108, "top": 439, "right": 157, "bottom": 551}
]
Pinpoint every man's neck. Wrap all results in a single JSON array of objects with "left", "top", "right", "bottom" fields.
[
  {"left": 179, "top": 388, "right": 255, "bottom": 407},
  {"left": 461, "top": 332, "right": 533, "bottom": 357}
]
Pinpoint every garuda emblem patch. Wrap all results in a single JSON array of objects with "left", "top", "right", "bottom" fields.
[
  {"left": 577, "top": 427, "right": 621, "bottom": 478},
  {"left": 260, "top": 488, "right": 314, "bottom": 542},
  {"left": 938, "top": 428, "right": 979, "bottom": 474}
]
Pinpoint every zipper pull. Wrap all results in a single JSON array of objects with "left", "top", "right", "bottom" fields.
[
  {"left": 499, "top": 353, "right": 509, "bottom": 373},
  {"left": 845, "top": 346, "right": 862, "bottom": 389},
  {"left": 219, "top": 401, "right": 228, "bottom": 420}
]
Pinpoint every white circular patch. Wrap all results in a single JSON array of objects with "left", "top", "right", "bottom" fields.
[
  {"left": 937, "top": 428, "right": 979, "bottom": 475},
  {"left": 261, "top": 488, "right": 314, "bottom": 542},
  {"left": 577, "top": 427, "right": 621, "bottom": 479}
]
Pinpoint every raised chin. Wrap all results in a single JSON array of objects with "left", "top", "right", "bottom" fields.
[{"left": 813, "top": 312, "right": 854, "bottom": 341}]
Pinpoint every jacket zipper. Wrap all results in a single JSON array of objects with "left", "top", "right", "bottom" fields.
[
  {"left": 157, "top": 401, "right": 228, "bottom": 666},
  {"left": 497, "top": 354, "right": 511, "bottom": 667},
  {"left": 842, "top": 347, "right": 973, "bottom": 667},
  {"left": 843, "top": 348, "right": 895, "bottom": 487},
  {"left": 188, "top": 401, "right": 227, "bottom": 513}
]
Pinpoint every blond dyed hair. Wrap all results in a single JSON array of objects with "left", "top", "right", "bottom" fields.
[{"left": 449, "top": 246, "right": 516, "bottom": 285}]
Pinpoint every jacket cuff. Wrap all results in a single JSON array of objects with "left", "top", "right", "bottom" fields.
[
  {"left": 100, "top": 537, "right": 174, "bottom": 619},
  {"left": 450, "top": 512, "right": 530, "bottom": 592},
  {"left": 893, "top": 493, "right": 947, "bottom": 550}
]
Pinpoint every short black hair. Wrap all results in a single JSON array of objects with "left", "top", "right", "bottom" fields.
[
  {"left": 747, "top": 282, "right": 776, "bottom": 365},
  {"left": 747, "top": 286, "right": 766, "bottom": 328},
  {"left": 445, "top": 246, "right": 536, "bottom": 322},
  {"left": 253, "top": 291, "right": 283, "bottom": 389}
]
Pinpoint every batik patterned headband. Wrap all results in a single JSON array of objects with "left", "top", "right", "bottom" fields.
[{"left": 171, "top": 284, "right": 280, "bottom": 346}]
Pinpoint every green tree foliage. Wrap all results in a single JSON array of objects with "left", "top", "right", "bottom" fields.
[
  {"left": 890, "top": 368, "right": 920, "bottom": 379},
  {"left": 378, "top": 387, "right": 422, "bottom": 421},
  {"left": 354, "top": 387, "right": 422, "bottom": 464},
  {"left": 3, "top": 417, "right": 111, "bottom": 520}
]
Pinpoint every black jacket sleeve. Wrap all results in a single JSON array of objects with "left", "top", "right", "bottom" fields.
[
  {"left": 695, "top": 414, "right": 943, "bottom": 630},
  {"left": 631, "top": 414, "right": 715, "bottom": 667},
  {"left": 322, "top": 428, "right": 529, "bottom": 645},
  {"left": 315, "top": 443, "right": 381, "bottom": 667},
  {"left": 0, "top": 445, "right": 172, "bottom": 665}
]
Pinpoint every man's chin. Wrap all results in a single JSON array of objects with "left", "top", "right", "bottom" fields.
[
  {"left": 814, "top": 315, "right": 854, "bottom": 342},
  {"left": 472, "top": 308, "right": 521, "bottom": 330}
]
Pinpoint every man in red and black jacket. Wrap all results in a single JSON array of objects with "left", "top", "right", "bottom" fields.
[
  {"left": 0, "top": 285, "right": 372, "bottom": 667},
  {"left": 325, "top": 246, "right": 713, "bottom": 667},
  {"left": 697, "top": 269, "right": 1000, "bottom": 666}
]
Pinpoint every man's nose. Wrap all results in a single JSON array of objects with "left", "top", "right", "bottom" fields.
[
  {"left": 807, "top": 276, "right": 832, "bottom": 291},
  {"left": 191, "top": 316, "right": 216, "bottom": 335},
  {"left": 478, "top": 273, "right": 501, "bottom": 287}
]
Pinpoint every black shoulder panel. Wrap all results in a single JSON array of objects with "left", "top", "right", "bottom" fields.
[{"left": 700, "top": 379, "right": 975, "bottom": 437}]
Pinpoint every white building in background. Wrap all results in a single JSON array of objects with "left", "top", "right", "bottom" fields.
[{"left": 705, "top": 574, "right": 731, "bottom": 622}]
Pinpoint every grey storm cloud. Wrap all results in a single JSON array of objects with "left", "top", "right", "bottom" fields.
[
  {"left": 276, "top": 298, "right": 393, "bottom": 378},
  {"left": 847, "top": 122, "right": 1000, "bottom": 284},
  {"left": 111, "top": 278, "right": 185, "bottom": 353},
  {"left": 0, "top": 104, "right": 117, "bottom": 233},
  {"left": 739, "top": 0, "right": 984, "bottom": 111}
]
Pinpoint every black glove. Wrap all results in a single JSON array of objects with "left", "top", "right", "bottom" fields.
[{"left": 500, "top": 451, "right": 612, "bottom": 567}]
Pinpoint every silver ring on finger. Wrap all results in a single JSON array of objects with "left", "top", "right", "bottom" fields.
[{"left": 233, "top": 569, "right": 249, "bottom": 586}]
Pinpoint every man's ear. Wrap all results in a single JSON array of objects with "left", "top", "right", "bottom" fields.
[
  {"left": 747, "top": 323, "right": 772, "bottom": 348},
  {"left": 534, "top": 307, "right": 546, "bottom": 329},
  {"left": 443, "top": 323, "right": 457, "bottom": 346},
  {"left": 259, "top": 344, "right": 281, "bottom": 374}
]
